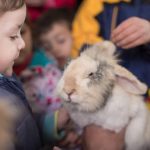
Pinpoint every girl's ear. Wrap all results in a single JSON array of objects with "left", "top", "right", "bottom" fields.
[{"left": 115, "top": 65, "right": 147, "bottom": 95}]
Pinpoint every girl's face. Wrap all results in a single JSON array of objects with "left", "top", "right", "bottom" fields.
[
  {"left": 0, "top": 5, "right": 26, "bottom": 76},
  {"left": 40, "top": 22, "right": 72, "bottom": 60},
  {"left": 15, "top": 22, "right": 33, "bottom": 65}
]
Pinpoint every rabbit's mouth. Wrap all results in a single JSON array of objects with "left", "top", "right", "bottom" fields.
[
  {"left": 68, "top": 95, "right": 72, "bottom": 102},
  {"left": 65, "top": 98, "right": 79, "bottom": 105},
  {"left": 64, "top": 94, "right": 78, "bottom": 104}
]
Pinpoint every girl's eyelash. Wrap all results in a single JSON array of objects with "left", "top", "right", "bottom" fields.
[{"left": 10, "top": 35, "right": 18, "bottom": 40}]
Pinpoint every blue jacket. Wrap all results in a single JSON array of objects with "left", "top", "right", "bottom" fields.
[
  {"left": 97, "top": 0, "right": 150, "bottom": 88},
  {"left": 0, "top": 74, "right": 42, "bottom": 150}
]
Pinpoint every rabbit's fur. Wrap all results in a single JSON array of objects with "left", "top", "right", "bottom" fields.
[{"left": 57, "top": 41, "right": 150, "bottom": 150}]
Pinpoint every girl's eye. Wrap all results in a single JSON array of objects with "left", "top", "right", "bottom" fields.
[
  {"left": 57, "top": 37, "right": 66, "bottom": 44},
  {"left": 59, "top": 39, "right": 65, "bottom": 44},
  {"left": 10, "top": 35, "right": 18, "bottom": 40}
]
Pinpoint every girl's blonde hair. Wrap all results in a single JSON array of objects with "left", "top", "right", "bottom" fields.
[{"left": 0, "top": 0, "right": 25, "bottom": 13}]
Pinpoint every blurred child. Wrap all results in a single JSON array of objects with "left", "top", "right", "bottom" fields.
[
  {"left": 25, "top": 9, "right": 73, "bottom": 115},
  {"left": 31, "top": 8, "right": 73, "bottom": 70}
]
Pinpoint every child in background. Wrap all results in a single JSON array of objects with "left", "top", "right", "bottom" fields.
[{"left": 30, "top": 8, "right": 73, "bottom": 70}]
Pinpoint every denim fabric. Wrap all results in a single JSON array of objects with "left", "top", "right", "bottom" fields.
[{"left": 0, "top": 74, "right": 42, "bottom": 150}]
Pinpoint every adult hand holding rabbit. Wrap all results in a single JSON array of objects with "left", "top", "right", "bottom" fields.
[{"left": 82, "top": 125, "right": 125, "bottom": 150}]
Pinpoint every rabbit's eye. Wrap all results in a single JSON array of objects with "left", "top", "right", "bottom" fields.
[{"left": 88, "top": 72, "right": 94, "bottom": 77}]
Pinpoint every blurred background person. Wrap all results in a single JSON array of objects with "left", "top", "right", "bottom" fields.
[{"left": 31, "top": 8, "right": 73, "bottom": 70}]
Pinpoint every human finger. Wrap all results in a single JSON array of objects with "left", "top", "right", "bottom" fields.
[
  {"left": 122, "top": 36, "right": 146, "bottom": 49},
  {"left": 111, "top": 24, "right": 139, "bottom": 43},
  {"left": 116, "top": 29, "right": 144, "bottom": 48},
  {"left": 111, "top": 18, "right": 134, "bottom": 38}
]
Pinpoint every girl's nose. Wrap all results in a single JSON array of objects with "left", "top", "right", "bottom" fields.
[{"left": 18, "top": 37, "right": 25, "bottom": 50}]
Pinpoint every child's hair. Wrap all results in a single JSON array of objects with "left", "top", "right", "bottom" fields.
[
  {"left": 34, "top": 8, "right": 73, "bottom": 47},
  {"left": 0, "top": 0, "right": 25, "bottom": 13}
]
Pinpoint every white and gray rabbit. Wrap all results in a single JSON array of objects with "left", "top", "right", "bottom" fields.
[{"left": 57, "top": 41, "right": 150, "bottom": 150}]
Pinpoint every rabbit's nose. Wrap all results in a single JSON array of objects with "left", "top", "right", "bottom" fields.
[
  {"left": 66, "top": 90, "right": 75, "bottom": 102},
  {"left": 64, "top": 88, "right": 75, "bottom": 96}
]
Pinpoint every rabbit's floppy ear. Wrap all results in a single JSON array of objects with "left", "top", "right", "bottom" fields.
[{"left": 115, "top": 65, "right": 147, "bottom": 95}]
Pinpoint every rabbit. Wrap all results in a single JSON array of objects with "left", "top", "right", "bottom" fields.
[{"left": 57, "top": 41, "right": 150, "bottom": 150}]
